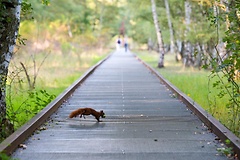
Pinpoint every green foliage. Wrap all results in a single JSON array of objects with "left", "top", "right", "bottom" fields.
[
  {"left": 7, "top": 89, "right": 56, "bottom": 128},
  {"left": 23, "top": 0, "right": 123, "bottom": 48},
  {"left": 205, "top": 1, "right": 240, "bottom": 136},
  {"left": 217, "top": 147, "right": 233, "bottom": 157},
  {"left": 21, "top": 0, "right": 33, "bottom": 19},
  {"left": 0, "top": 153, "right": 18, "bottom": 160},
  {"left": 217, "top": 139, "right": 233, "bottom": 157},
  {"left": 61, "top": 41, "right": 73, "bottom": 55},
  {"left": 41, "top": 0, "right": 50, "bottom": 5},
  {"left": 29, "top": 89, "right": 56, "bottom": 114},
  {"left": 126, "top": 0, "right": 155, "bottom": 44}
]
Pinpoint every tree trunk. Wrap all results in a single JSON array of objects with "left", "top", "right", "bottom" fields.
[
  {"left": 164, "top": 0, "right": 175, "bottom": 54},
  {"left": 183, "top": 0, "right": 192, "bottom": 67},
  {"left": 151, "top": 0, "right": 165, "bottom": 68},
  {"left": 0, "top": 0, "right": 21, "bottom": 119}
]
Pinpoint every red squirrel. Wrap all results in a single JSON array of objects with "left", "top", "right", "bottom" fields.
[{"left": 69, "top": 108, "right": 105, "bottom": 122}]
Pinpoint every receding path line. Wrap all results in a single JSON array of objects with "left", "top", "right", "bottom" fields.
[{"left": 12, "top": 49, "right": 228, "bottom": 160}]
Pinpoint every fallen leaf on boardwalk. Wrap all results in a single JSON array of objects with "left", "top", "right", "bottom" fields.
[
  {"left": 215, "top": 137, "right": 220, "bottom": 141},
  {"left": 39, "top": 127, "right": 47, "bottom": 131},
  {"left": 19, "top": 144, "right": 27, "bottom": 149}
]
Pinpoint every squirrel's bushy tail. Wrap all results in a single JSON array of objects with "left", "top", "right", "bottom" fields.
[{"left": 69, "top": 110, "right": 79, "bottom": 118}]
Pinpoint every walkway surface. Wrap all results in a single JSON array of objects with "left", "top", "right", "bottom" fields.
[{"left": 12, "top": 49, "right": 227, "bottom": 160}]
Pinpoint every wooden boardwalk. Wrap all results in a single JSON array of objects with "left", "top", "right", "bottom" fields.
[{"left": 12, "top": 49, "right": 228, "bottom": 160}]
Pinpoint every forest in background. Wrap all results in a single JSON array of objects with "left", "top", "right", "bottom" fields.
[
  {"left": 18, "top": 0, "right": 236, "bottom": 68},
  {"left": 0, "top": 0, "right": 239, "bottom": 142}
]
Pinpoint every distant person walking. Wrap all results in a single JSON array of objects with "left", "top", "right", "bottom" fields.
[
  {"left": 124, "top": 36, "right": 128, "bottom": 52},
  {"left": 116, "top": 37, "right": 121, "bottom": 50}
]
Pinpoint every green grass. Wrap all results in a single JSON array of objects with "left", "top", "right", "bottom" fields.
[{"left": 134, "top": 50, "right": 233, "bottom": 131}]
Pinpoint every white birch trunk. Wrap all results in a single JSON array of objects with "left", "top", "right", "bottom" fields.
[
  {"left": 183, "top": 0, "right": 192, "bottom": 67},
  {"left": 0, "top": 0, "right": 21, "bottom": 118},
  {"left": 164, "top": 0, "right": 175, "bottom": 54},
  {"left": 151, "top": 0, "right": 165, "bottom": 68}
]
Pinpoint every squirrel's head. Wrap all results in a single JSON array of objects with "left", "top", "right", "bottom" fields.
[{"left": 100, "top": 110, "right": 106, "bottom": 118}]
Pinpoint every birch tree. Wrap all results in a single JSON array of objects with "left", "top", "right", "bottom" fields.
[
  {"left": 151, "top": 0, "right": 165, "bottom": 68},
  {"left": 183, "top": 0, "right": 192, "bottom": 67},
  {"left": 0, "top": 0, "right": 21, "bottom": 129},
  {"left": 164, "top": 0, "right": 175, "bottom": 55}
]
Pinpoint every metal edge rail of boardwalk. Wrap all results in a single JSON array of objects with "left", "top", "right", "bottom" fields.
[
  {"left": 134, "top": 55, "right": 240, "bottom": 157},
  {"left": 0, "top": 52, "right": 113, "bottom": 155}
]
